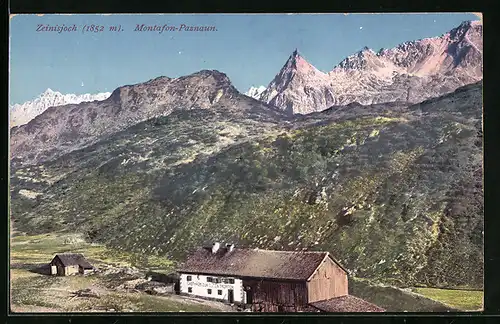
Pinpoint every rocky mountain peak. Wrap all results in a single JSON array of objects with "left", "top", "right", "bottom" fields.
[
  {"left": 257, "top": 20, "right": 483, "bottom": 115},
  {"left": 258, "top": 50, "right": 331, "bottom": 115},
  {"left": 280, "top": 49, "right": 320, "bottom": 75},
  {"left": 42, "top": 88, "right": 56, "bottom": 95},
  {"left": 336, "top": 46, "right": 382, "bottom": 71},
  {"left": 456, "top": 19, "right": 482, "bottom": 31},
  {"left": 108, "top": 69, "right": 237, "bottom": 108},
  {"left": 448, "top": 20, "right": 482, "bottom": 42},
  {"left": 190, "top": 69, "right": 234, "bottom": 85},
  {"left": 266, "top": 50, "right": 328, "bottom": 87}
]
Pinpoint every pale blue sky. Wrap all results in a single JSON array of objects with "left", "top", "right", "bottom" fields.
[{"left": 9, "top": 13, "right": 479, "bottom": 105}]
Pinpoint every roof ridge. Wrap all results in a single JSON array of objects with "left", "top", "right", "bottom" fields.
[
  {"left": 57, "top": 253, "right": 85, "bottom": 256},
  {"left": 236, "top": 247, "right": 328, "bottom": 254}
]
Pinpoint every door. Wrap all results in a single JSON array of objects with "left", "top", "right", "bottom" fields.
[
  {"left": 228, "top": 289, "right": 234, "bottom": 304},
  {"left": 246, "top": 289, "right": 253, "bottom": 304},
  {"left": 51, "top": 265, "right": 57, "bottom": 275}
]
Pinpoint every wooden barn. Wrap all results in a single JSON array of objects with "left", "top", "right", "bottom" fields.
[
  {"left": 49, "top": 253, "right": 94, "bottom": 276},
  {"left": 176, "top": 242, "right": 384, "bottom": 312}
]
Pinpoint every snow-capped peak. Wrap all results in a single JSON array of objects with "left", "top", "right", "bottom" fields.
[
  {"left": 245, "top": 85, "right": 267, "bottom": 99},
  {"left": 10, "top": 89, "right": 112, "bottom": 128}
]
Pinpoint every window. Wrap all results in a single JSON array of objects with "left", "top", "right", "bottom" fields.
[
  {"left": 207, "top": 289, "right": 212, "bottom": 295},
  {"left": 218, "top": 290, "right": 222, "bottom": 295},
  {"left": 228, "top": 278, "right": 235, "bottom": 284},
  {"left": 186, "top": 275, "right": 192, "bottom": 281},
  {"left": 207, "top": 277, "right": 213, "bottom": 282},
  {"left": 215, "top": 278, "right": 221, "bottom": 283},
  {"left": 188, "top": 287, "right": 192, "bottom": 293}
]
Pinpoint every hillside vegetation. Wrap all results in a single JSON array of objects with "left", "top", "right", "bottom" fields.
[{"left": 10, "top": 82, "right": 483, "bottom": 289}]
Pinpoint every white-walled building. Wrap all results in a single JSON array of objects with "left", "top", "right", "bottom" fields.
[
  {"left": 176, "top": 242, "right": 384, "bottom": 312},
  {"left": 179, "top": 273, "right": 244, "bottom": 304}
]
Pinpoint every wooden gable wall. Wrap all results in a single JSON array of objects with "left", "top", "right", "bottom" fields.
[{"left": 306, "top": 256, "right": 348, "bottom": 303}]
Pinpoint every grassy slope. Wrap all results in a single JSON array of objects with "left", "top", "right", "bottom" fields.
[
  {"left": 10, "top": 232, "right": 175, "bottom": 271},
  {"left": 411, "top": 287, "right": 483, "bottom": 311},
  {"left": 10, "top": 232, "right": 217, "bottom": 312},
  {"left": 349, "top": 277, "right": 482, "bottom": 312},
  {"left": 10, "top": 84, "right": 483, "bottom": 289}
]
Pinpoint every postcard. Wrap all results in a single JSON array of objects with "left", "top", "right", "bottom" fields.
[{"left": 9, "top": 13, "right": 483, "bottom": 313}]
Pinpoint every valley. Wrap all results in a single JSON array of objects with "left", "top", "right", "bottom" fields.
[
  {"left": 10, "top": 81, "right": 483, "bottom": 292},
  {"left": 10, "top": 231, "right": 482, "bottom": 312},
  {"left": 9, "top": 18, "right": 483, "bottom": 313}
]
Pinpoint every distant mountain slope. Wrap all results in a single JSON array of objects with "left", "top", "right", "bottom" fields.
[
  {"left": 9, "top": 89, "right": 111, "bottom": 128},
  {"left": 10, "top": 81, "right": 483, "bottom": 288},
  {"left": 259, "top": 20, "right": 482, "bottom": 114},
  {"left": 10, "top": 70, "right": 285, "bottom": 167}
]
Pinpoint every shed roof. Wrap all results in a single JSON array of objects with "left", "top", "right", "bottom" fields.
[
  {"left": 51, "top": 253, "right": 93, "bottom": 269},
  {"left": 309, "top": 295, "right": 385, "bottom": 312},
  {"left": 177, "top": 247, "right": 347, "bottom": 281}
]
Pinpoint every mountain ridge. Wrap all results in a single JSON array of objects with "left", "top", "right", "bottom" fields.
[
  {"left": 10, "top": 70, "right": 285, "bottom": 167},
  {"left": 258, "top": 20, "right": 482, "bottom": 114}
]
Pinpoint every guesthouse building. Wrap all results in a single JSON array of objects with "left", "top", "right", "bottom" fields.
[{"left": 177, "top": 242, "right": 384, "bottom": 312}]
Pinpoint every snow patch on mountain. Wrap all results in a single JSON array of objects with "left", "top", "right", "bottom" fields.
[
  {"left": 10, "top": 89, "right": 111, "bottom": 128},
  {"left": 245, "top": 85, "right": 267, "bottom": 99}
]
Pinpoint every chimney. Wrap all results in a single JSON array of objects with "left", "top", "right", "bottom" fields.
[
  {"left": 226, "top": 243, "right": 234, "bottom": 253},
  {"left": 212, "top": 242, "right": 220, "bottom": 254}
]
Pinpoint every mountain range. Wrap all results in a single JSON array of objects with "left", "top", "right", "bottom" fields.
[
  {"left": 9, "top": 20, "right": 483, "bottom": 290},
  {"left": 257, "top": 20, "right": 482, "bottom": 114},
  {"left": 10, "top": 71, "right": 284, "bottom": 167},
  {"left": 10, "top": 21, "right": 482, "bottom": 168},
  {"left": 9, "top": 89, "right": 111, "bottom": 128}
]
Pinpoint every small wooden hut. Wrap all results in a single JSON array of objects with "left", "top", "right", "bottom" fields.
[{"left": 49, "top": 253, "right": 94, "bottom": 276}]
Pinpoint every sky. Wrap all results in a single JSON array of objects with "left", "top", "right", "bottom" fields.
[{"left": 9, "top": 13, "right": 480, "bottom": 105}]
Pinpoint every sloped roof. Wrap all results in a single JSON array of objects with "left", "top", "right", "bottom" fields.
[
  {"left": 52, "top": 253, "right": 93, "bottom": 269},
  {"left": 309, "top": 295, "right": 385, "bottom": 312},
  {"left": 177, "top": 247, "right": 346, "bottom": 280}
]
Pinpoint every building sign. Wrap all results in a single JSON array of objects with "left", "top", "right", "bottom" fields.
[{"left": 186, "top": 281, "right": 235, "bottom": 289}]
